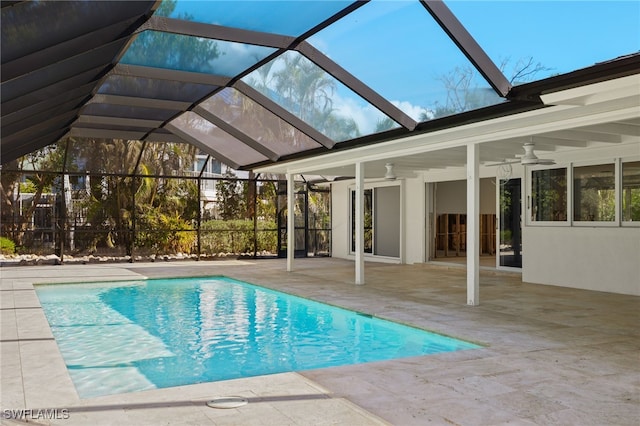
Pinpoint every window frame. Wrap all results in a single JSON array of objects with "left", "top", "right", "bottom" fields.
[
  {"left": 526, "top": 163, "right": 570, "bottom": 227},
  {"left": 621, "top": 156, "right": 640, "bottom": 227},
  {"left": 525, "top": 156, "right": 640, "bottom": 228},
  {"left": 571, "top": 159, "right": 618, "bottom": 227}
]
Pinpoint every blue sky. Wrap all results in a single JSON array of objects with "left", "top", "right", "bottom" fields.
[{"left": 445, "top": 1, "right": 640, "bottom": 76}]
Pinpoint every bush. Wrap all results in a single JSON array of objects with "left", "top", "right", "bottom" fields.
[
  {"left": 135, "top": 212, "right": 197, "bottom": 254},
  {"left": 0, "top": 237, "right": 16, "bottom": 255},
  {"left": 201, "top": 219, "right": 277, "bottom": 254}
]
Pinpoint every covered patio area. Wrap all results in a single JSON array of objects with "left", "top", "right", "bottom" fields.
[{"left": 2, "top": 258, "right": 638, "bottom": 425}]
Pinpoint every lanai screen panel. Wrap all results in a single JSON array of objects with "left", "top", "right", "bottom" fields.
[
  {"left": 2, "top": 69, "right": 103, "bottom": 116},
  {"left": 168, "top": 111, "right": 268, "bottom": 168},
  {"left": 0, "top": 0, "right": 156, "bottom": 163},
  {"left": 199, "top": 88, "right": 324, "bottom": 158},
  {"left": 9, "top": 0, "right": 636, "bottom": 171},
  {"left": 446, "top": 0, "right": 640, "bottom": 81},
  {"left": 0, "top": 1, "right": 148, "bottom": 63},
  {"left": 136, "top": 141, "right": 198, "bottom": 176},
  {"left": 85, "top": 75, "right": 219, "bottom": 138},
  {"left": 14, "top": 142, "right": 67, "bottom": 173},
  {"left": 308, "top": 0, "right": 504, "bottom": 121},
  {"left": 155, "top": 0, "right": 355, "bottom": 36},
  {"left": 3, "top": 40, "right": 127, "bottom": 108},
  {"left": 65, "top": 138, "right": 144, "bottom": 175},
  {"left": 121, "top": 31, "right": 278, "bottom": 76},
  {"left": 81, "top": 103, "right": 180, "bottom": 123},
  {"left": 242, "top": 50, "right": 400, "bottom": 142},
  {"left": 97, "top": 75, "right": 217, "bottom": 103}
]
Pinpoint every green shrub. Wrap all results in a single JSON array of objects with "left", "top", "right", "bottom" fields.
[
  {"left": 0, "top": 237, "right": 16, "bottom": 255},
  {"left": 200, "top": 219, "right": 277, "bottom": 254},
  {"left": 135, "top": 212, "right": 196, "bottom": 254}
]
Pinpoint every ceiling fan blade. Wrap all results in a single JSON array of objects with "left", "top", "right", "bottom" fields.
[{"left": 485, "top": 160, "right": 519, "bottom": 167}]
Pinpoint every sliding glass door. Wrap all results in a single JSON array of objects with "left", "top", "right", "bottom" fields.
[
  {"left": 498, "top": 178, "right": 522, "bottom": 268},
  {"left": 350, "top": 185, "right": 400, "bottom": 258}
]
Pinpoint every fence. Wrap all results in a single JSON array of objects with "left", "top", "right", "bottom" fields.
[{"left": 0, "top": 171, "right": 331, "bottom": 264}]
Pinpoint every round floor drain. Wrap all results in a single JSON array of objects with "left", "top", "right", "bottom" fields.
[{"left": 206, "top": 397, "right": 249, "bottom": 409}]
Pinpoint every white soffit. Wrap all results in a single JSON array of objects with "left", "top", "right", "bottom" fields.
[
  {"left": 256, "top": 74, "right": 640, "bottom": 176},
  {"left": 540, "top": 74, "right": 640, "bottom": 106}
]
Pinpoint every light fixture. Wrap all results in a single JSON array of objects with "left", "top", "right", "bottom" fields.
[
  {"left": 521, "top": 142, "right": 554, "bottom": 165},
  {"left": 384, "top": 163, "right": 396, "bottom": 180}
]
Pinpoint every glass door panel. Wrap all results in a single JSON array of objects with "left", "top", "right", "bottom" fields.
[{"left": 499, "top": 178, "right": 522, "bottom": 268}]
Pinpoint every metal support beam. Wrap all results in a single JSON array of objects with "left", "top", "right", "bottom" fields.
[
  {"left": 355, "top": 162, "right": 365, "bottom": 285},
  {"left": 143, "top": 16, "right": 295, "bottom": 49},
  {"left": 2, "top": 18, "right": 140, "bottom": 82},
  {"left": 89, "top": 94, "right": 192, "bottom": 111},
  {"left": 68, "top": 128, "right": 147, "bottom": 141},
  {"left": 193, "top": 106, "right": 280, "bottom": 161},
  {"left": 164, "top": 122, "right": 241, "bottom": 169},
  {"left": 234, "top": 81, "right": 335, "bottom": 149},
  {"left": 110, "top": 64, "right": 232, "bottom": 86},
  {"left": 286, "top": 173, "right": 295, "bottom": 272},
  {"left": 420, "top": 0, "right": 511, "bottom": 97},
  {"left": 75, "top": 115, "right": 163, "bottom": 128},
  {"left": 466, "top": 143, "right": 480, "bottom": 305}
]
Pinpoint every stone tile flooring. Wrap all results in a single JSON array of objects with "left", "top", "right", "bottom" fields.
[{"left": 1, "top": 258, "right": 638, "bottom": 425}]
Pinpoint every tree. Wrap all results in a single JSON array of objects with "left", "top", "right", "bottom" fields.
[
  {"left": 500, "top": 56, "right": 553, "bottom": 85},
  {"left": 0, "top": 159, "right": 22, "bottom": 239},
  {"left": 123, "top": 0, "right": 220, "bottom": 73},
  {"left": 216, "top": 169, "right": 246, "bottom": 220},
  {"left": 375, "top": 117, "right": 397, "bottom": 133},
  {"left": 0, "top": 143, "right": 65, "bottom": 247},
  {"left": 247, "top": 52, "right": 360, "bottom": 141},
  {"left": 426, "top": 57, "right": 553, "bottom": 120}
]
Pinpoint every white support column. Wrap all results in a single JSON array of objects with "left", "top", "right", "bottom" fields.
[
  {"left": 286, "top": 173, "right": 295, "bottom": 272},
  {"left": 355, "top": 162, "right": 365, "bottom": 285},
  {"left": 466, "top": 143, "right": 480, "bottom": 305}
]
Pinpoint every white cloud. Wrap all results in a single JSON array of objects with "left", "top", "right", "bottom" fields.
[
  {"left": 212, "top": 42, "right": 276, "bottom": 76},
  {"left": 391, "top": 100, "right": 431, "bottom": 122},
  {"left": 333, "top": 96, "right": 430, "bottom": 135},
  {"left": 333, "top": 97, "right": 384, "bottom": 135}
]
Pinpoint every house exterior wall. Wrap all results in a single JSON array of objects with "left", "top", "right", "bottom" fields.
[
  {"left": 521, "top": 142, "right": 640, "bottom": 296},
  {"left": 404, "top": 177, "right": 425, "bottom": 264},
  {"left": 330, "top": 141, "right": 639, "bottom": 295},
  {"left": 523, "top": 226, "right": 640, "bottom": 295},
  {"left": 331, "top": 180, "right": 351, "bottom": 260}
]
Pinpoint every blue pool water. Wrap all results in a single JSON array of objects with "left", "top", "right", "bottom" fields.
[{"left": 35, "top": 277, "right": 480, "bottom": 398}]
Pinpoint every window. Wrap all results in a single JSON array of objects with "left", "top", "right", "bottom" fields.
[
  {"left": 622, "top": 161, "right": 640, "bottom": 222},
  {"left": 531, "top": 168, "right": 567, "bottom": 222},
  {"left": 573, "top": 163, "right": 615, "bottom": 222}
]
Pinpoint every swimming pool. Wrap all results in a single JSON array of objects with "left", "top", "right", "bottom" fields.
[{"left": 35, "top": 276, "right": 480, "bottom": 398}]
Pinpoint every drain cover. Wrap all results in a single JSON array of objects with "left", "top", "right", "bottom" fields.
[{"left": 206, "top": 397, "right": 249, "bottom": 409}]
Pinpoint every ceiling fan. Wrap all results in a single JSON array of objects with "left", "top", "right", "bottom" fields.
[
  {"left": 487, "top": 141, "right": 555, "bottom": 179},
  {"left": 520, "top": 142, "right": 555, "bottom": 166},
  {"left": 488, "top": 141, "right": 555, "bottom": 167}
]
